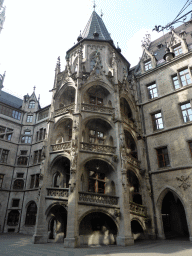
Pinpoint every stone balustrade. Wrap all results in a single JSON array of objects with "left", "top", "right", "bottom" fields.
[
  {"left": 80, "top": 142, "right": 116, "bottom": 154},
  {"left": 81, "top": 103, "right": 115, "bottom": 115},
  {"left": 55, "top": 103, "right": 75, "bottom": 116},
  {"left": 79, "top": 192, "right": 118, "bottom": 206},
  {"left": 51, "top": 141, "right": 71, "bottom": 152},
  {"left": 129, "top": 201, "right": 147, "bottom": 217},
  {"left": 121, "top": 114, "right": 136, "bottom": 129},
  {"left": 47, "top": 188, "right": 69, "bottom": 198},
  {"left": 125, "top": 154, "right": 140, "bottom": 168}
]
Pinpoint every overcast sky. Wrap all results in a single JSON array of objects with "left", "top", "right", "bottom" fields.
[{"left": 0, "top": 0, "right": 189, "bottom": 107}]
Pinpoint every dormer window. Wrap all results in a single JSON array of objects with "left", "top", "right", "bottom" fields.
[
  {"left": 144, "top": 60, "right": 152, "bottom": 71},
  {"left": 28, "top": 101, "right": 35, "bottom": 109},
  {"left": 173, "top": 44, "right": 182, "bottom": 56}
]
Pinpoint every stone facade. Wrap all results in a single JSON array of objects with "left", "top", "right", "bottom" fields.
[{"left": 0, "top": 9, "right": 192, "bottom": 247}]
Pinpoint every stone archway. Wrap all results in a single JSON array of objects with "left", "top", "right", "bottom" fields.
[
  {"left": 161, "top": 191, "right": 189, "bottom": 239},
  {"left": 131, "top": 220, "right": 145, "bottom": 241},
  {"left": 79, "top": 212, "right": 118, "bottom": 246},
  {"left": 47, "top": 204, "right": 67, "bottom": 243}
]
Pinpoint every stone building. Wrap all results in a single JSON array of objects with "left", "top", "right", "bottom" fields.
[{"left": 0, "top": 9, "right": 192, "bottom": 247}]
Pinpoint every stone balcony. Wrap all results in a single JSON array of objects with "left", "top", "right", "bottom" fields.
[
  {"left": 46, "top": 188, "right": 69, "bottom": 200},
  {"left": 80, "top": 142, "right": 116, "bottom": 155},
  {"left": 79, "top": 192, "right": 119, "bottom": 207},
  {"left": 51, "top": 141, "right": 72, "bottom": 152},
  {"left": 129, "top": 201, "right": 147, "bottom": 217},
  {"left": 125, "top": 154, "right": 140, "bottom": 169},
  {"left": 54, "top": 103, "right": 75, "bottom": 117},
  {"left": 81, "top": 103, "right": 115, "bottom": 115},
  {"left": 121, "top": 114, "right": 137, "bottom": 130}
]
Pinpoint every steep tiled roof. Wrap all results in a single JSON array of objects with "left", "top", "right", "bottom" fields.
[
  {"left": 0, "top": 91, "right": 23, "bottom": 109},
  {"left": 82, "top": 11, "right": 112, "bottom": 41}
]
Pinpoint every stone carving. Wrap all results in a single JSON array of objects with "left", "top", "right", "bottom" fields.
[
  {"left": 81, "top": 103, "right": 115, "bottom": 115},
  {"left": 88, "top": 45, "right": 105, "bottom": 50},
  {"left": 55, "top": 103, "right": 75, "bottom": 116},
  {"left": 129, "top": 201, "right": 147, "bottom": 217},
  {"left": 52, "top": 141, "right": 71, "bottom": 151},
  {"left": 47, "top": 188, "right": 69, "bottom": 198},
  {"left": 114, "top": 209, "right": 121, "bottom": 218},
  {"left": 70, "top": 147, "right": 77, "bottom": 170},
  {"left": 176, "top": 175, "right": 191, "bottom": 190},
  {"left": 80, "top": 142, "right": 116, "bottom": 154},
  {"left": 79, "top": 192, "right": 118, "bottom": 206},
  {"left": 121, "top": 147, "right": 127, "bottom": 170}
]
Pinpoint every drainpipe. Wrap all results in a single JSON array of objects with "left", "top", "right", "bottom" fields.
[{"left": 136, "top": 79, "right": 158, "bottom": 238}]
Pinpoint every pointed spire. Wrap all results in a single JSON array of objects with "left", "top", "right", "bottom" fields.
[
  {"left": 33, "top": 86, "right": 36, "bottom": 93},
  {"left": 82, "top": 10, "right": 113, "bottom": 42},
  {"left": 77, "top": 30, "right": 83, "bottom": 42},
  {"left": 55, "top": 56, "right": 61, "bottom": 73}
]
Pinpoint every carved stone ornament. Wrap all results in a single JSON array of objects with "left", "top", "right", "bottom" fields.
[
  {"left": 121, "top": 147, "right": 127, "bottom": 171},
  {"left": 114, "top": 209, "right": 121, "bottom": 218},
  {"left": 88, "top": 45, "right": 105, "bottom": 50},
  {"left": 176, "top": 175, "right": 191, "bottom": 190},
  {"left": 70, "top": 147, "right": 78, "bottom": 170}
]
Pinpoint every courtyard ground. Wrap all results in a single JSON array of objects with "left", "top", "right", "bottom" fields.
[{"left": 0, "top": 234, "right": 192, "bottom": 256}]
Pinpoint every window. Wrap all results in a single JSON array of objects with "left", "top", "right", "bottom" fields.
[
  {"left": 181, "top": 102, "right": 192, "bottom": 122},
  {"left": 188, "top": 141, "right": 192, "bottom": 157},
  {"left": 0, "top": 126, "right": 13, "bottom": 141},
  {"left": 28, "top": 100, "right": 35, "bottom": 109},
  {"left": 156, "top": 147, "right": 170, "bottom": 168},
  {"left": 26, "top": 115, "right": 33, "bottom": 123},
  {"left": 33, "top": 150, "right": 42, "bottom": 164},
  {"left": 88, "top": 171, "right": 106, "bottom": 194},
  {"left": 144, "top": 60, "right": 152, "bottom": 71},
  {"left": 173, "top": 45, "right": 183, "bottom": 56},
  {"left": 0, "top": 104, "right": 21, "bottom": 120},
  {"left": 0, "top": 149, "right": 9, "bottom": 163},
  {"left": 147, "top": 83, "right": 158, "bottom": 99},
  {"left": 24, "top": 130, "right": 31, "bottom": 135},
  {"left": 179, "top": 69, "right": 192, "bottom": 87},
  {"left": 13, "top": 179, "right": 24, "bottom": 190},
  {"left": 38, "top": 110, "right": 49, "bottom": 121},
  {"left": 7, "top": 210, "right": 20, "bottom": 226},
  {"left": 173, "top": 75, "right": 180, "bottom": 89},
  {"left": 0, "top": 174, "right": 4, "bottom": 188},
  {"left": 152, "top": 112, "right": 164, "bottom": 130},
  {"left": 89, "top": 130, "right": 104, "bottom": 144},
  {"left": 89, "top": 96, "right": 103, "bottom": 105},
  {"left": 17, "top": 173, "right": 24, "bottom": 178},
  {"left": 25, "top": 202, "right": 37, "bottom": 226},
  {"left": 36, "top": 128, "right": 46, "bottom": 141},
  {"left": 21, "top": 136, "right": 31, "bottom": 143},
  {"left": 12, "top": 199, "right": 20, "bottom": 207},
  {"left": 36, "top": 131, "right": 39, "bottom": 141},
  {"left": 17, "top": 156, "right": 28, "bottom": 165},
  {"left": 30, "top": 174, "right": 40, "bottom": 188},
  {"left": 20, "top": 150, "right": 27, "bottom": 155}
]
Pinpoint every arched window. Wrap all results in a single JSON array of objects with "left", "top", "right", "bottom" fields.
[
  {"left": 13, "top": 179, "right": 24, "bottom": 190},
  {"left": 28, "top": 100, "right": 35, "bottom": 109},
  {"left": 25, "top": 202, "right": 37, "bottom": 225},
  {"left": 53, "top": 172, "right": 60, "bottom": 187},
  {"left": 7, "top": 210, "right": 20, "bottom": 226}
]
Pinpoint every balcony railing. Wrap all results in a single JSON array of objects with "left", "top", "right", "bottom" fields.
[
  {"left": 121, "top": 114, "right": 136, "bottom": 129},
  {"left": 55, "top": 103, "right": 75, "bottom": 116},
  {"left": 129, "top": 201, "right": 147, "bottom": 217},
  {"left": 125, "top": 154, "right": 140, "bottom": 168},
  {"left": 80, "top": 142, "right": 116, "bottom": 154},
  {"left": 79, "top": 192, "right": 118, "bottom": 206},
  {"left": 47, "top": 188, "right": 69, "bottom": 198},
  {"left": 82, "top": 103, "right": 115, "bottom": 115},
  {"left": 51, "top": 141, "right": 72, "bottom": 152}
]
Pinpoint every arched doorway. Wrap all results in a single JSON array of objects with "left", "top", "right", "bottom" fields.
[
  {"left": 161, "top": 191, "right": 189, "bottom": 239},
  {"left": 79, "top": 212, "right": 117, "bottom": 246},
  {"left": 131, "top": 220, "right": 144, "bottom": 241},
  {"left": 48, "top": 205, "right": 67, "bottom": 243}
]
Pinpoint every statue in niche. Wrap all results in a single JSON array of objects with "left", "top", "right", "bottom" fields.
[{"left": 71, "top": 147, "right": 77, "bottom": 170}]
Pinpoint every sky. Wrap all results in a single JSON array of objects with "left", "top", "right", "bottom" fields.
[{"left": 0, "top": 0, "right": 191, "bottom": 107}]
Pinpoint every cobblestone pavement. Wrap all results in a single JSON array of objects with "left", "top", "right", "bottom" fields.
[{"left": 0, "top": 234, "right": 192, "bottom": 256}]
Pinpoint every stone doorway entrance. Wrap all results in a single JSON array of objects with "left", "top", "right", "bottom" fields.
[
  {"left": 161, "top": 191, "right": 189, "bottom": 239},
  {"left": 48, "top": 205, "right": 67, "bottom": 243},
  {"left": 79, "top": 212, "right": 117, "bottom": 246}
]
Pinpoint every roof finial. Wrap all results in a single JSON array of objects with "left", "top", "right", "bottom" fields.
[
  {"left": 101, "top": 9, "right": 103, "bottom": 18},
  {"left": 33, "top": 86, "right": 36, "bottom": 92},
  {"left": 93, "top": 0, "right": 96, "bottom": 11}
]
